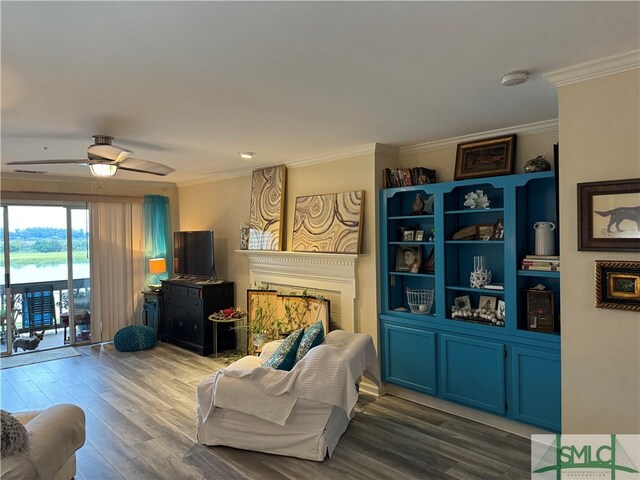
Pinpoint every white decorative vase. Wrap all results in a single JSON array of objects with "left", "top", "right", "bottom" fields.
[{"left": 534, "top": 222, "right": 556, "bottom": 256}]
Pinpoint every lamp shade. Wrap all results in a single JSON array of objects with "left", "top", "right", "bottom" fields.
[
  {"left": 89, "top": 163, "right": 117, "bottom": 177},
  {"left": 149, "top": 258, "right": 167, "bottom": 274}
]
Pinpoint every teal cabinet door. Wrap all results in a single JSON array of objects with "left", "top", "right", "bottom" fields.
[
  {"left": 440, "top": 334, "right": 505, "bottom": 414},
  {"left": 382, "top": 322, "right": 437, "bottom": 395},
  {"left": 511, "top": 346, "right": 561, "bottom": 431}
]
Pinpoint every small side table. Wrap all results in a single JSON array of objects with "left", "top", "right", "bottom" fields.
[
  {"left": 142, "top": 290, "right": 162, "bottom": 338},
  {"left": 208, "top": 315, "right": 247, "bottom": 358}
]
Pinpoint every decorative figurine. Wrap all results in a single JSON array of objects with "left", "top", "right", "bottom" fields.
[
  {"left": 411, "top": 193, "right": 425, "bottom": 215},
  {"left": 464, "top": 190, "right": 490, "bottom": 209},
  {"left": 470, "top": 256, "right": 491, "bottom": 288},
  {"left": 424, "top": 195, "right": 434, "bottom": 214},
  {"left": 524, "top": 155, "right": 551, "bottom": 173}
]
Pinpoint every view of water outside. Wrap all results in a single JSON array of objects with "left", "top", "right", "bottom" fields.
[
  {"left": 2, "top": 205, "right": 90, "bottom": 284},
  {"left": 10, "top": 263, "right": 90, "bottom": 284},
  {"left": 1, "top": 205, "right": 91, "bottom": 350}
]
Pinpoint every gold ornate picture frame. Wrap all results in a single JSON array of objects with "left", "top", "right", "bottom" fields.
[{"left": 595, "top": 260, "right": 640, "bottom": 312}]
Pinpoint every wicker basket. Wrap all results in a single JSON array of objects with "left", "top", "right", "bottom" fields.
[{"left": 406, "top": 288, "right": 434, "bottom": 314}]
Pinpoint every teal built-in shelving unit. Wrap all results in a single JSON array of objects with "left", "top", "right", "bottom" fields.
[{"left": 379, "top": 171, "right": 561, "bottom": 431}]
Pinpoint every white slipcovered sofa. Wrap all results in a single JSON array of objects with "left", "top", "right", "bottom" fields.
[
  {"left": 1, "top": 403, "right": 86, "bottom": 480},
  {"left": 196, "top": 330, "right": 379, "bottom": 461}
]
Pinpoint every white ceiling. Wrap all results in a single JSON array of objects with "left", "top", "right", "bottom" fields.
[{"left": 2, "top": 1, "right": 639, "bottom": 184}]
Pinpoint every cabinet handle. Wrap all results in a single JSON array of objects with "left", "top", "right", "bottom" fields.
[
  {"left": 178, "top": 321, "right": 183, "bottom": 327},
  {"left": 193, "top": 324, "right": 198, "bottom": 331}
]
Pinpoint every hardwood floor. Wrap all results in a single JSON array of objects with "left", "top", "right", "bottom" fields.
[{"left": 1, "top": 342, "right": 531, "bottom": 479}]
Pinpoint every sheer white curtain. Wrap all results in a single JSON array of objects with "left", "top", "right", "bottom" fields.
[{"left": 89, "top": 202, "right": 145, "bottom": 342}]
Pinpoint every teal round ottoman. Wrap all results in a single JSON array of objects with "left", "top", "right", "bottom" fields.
[{"left": 114, "top": 325, "right": 157, "bottom": 352}]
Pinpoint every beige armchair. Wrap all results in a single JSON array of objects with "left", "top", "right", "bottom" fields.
[{"left": 1, "top": 404, "right": 86, "bottom": 480}]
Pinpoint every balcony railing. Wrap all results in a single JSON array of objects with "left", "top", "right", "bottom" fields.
[{"left": 0, "top": 278, "right": 90, "bottom": 340}]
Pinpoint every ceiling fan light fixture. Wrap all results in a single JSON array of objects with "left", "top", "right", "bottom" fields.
[
  {"left": 89, "top": 163, "right": 117, "bottom": 177},
  {"left": 238, "top": 151, "right": 256, "bottom": 159}
]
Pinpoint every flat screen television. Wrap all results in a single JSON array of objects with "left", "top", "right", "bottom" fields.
[{"left": 173, "top": 230, "right": 216, "bottom": 279}]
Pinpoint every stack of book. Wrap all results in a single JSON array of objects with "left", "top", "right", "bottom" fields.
[
  {"left": 383, "top": 167, "right": 437, "bottom": 188},
  {"left": 521, "top": 255, "right": 560, "bottom": 271}
]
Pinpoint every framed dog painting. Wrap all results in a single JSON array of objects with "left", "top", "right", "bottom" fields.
[{"left": 578, "top": 178, "right": 640, "bottom": 252}]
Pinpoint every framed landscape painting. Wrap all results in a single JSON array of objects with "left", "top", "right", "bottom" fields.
[{"left": 454, "top": 134, "right": 516, "bottom": 180}]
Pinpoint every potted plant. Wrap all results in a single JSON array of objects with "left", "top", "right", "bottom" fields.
[{"left": 249, "top": 298, "right": 275, "bottom": 349}]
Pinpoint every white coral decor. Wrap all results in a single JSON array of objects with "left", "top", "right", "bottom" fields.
[{"left": 463, "top": 190, "right": 490, "bottom": 209}]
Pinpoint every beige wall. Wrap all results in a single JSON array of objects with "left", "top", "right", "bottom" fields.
[
  {"left": 177, "top": 151, "right": 379, "bottom": 342},
  {"left": 177, "top": 175, "right": 252, "bottom": 305},
  {"left": 558, "top": 69, "right": 640, "bottom": 433}
]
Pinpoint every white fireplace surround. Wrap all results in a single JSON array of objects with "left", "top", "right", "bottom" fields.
[{"left": 238, "top": 250, "right": 359, "bottom": 332}]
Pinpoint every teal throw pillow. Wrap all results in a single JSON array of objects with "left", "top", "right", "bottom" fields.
[
  {"left": 263, "top": 328, "right": 304, "bottom": 371},
  {"left": 294, "top": 321, "right": 325, "bottom": 365}
]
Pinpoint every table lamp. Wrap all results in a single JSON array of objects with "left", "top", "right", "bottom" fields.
[{"left": 148, "top": 258, "right": 167, "bottom": 291}]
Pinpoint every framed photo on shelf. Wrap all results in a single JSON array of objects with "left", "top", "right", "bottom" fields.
[
  {"left": 453, "top": 295, "right": 471, "bottom": 310},
  {"left": 475, "top": 224, "right": 495, "bottom": 241},
  {"left": 526, "top": 289, "right": 555, "bottom": 332},
  {"left": 494, "top": 218, "right": 504, "bottom": 239},
  {"left": 395, "top": 246, "right": 422, "bottom": 273},
  {"left": 403, "top": 230, "right": 415, "bottom": 242},
  {"left": 478, "top": 296, "right": 497, "bottom": 311},
  {"left": 578, "top": 178, "right": 640, "bottom": 252},
  {"left": 595, "top": 260, "right": 640, "bottom": 312},
  {"left": 414, "top": 230, "right": 425, "bottom": 242},
  {"left": 423, "top": 248, "right": 435, "bottom": 273},
  {"left": 454, "top": 134, "right": 516, "bottom": 180}
]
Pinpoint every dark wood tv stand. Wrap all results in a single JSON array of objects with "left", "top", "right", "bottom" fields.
[{"left": 160, "top": 278, "right": 234, "bottom": 356}]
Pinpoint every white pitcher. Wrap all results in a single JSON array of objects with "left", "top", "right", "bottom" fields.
[{"left": 534, "top": 222, "right": 556, "bottom": 256}]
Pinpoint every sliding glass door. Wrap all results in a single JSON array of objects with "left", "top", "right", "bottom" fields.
[{"left": 0, "top": 203, "right": 91, "bottom": 356}]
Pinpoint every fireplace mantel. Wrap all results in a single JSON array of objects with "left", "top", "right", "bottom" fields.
[{"left": 236, "top": 250, "right": 360, "bottom": 332}]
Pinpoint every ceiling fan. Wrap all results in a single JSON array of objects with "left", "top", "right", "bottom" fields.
[{"left": 6, "top": 135, "right": 175, "bottom": 177}]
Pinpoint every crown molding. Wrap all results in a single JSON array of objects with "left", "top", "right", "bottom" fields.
[
  {"left": 286, "top": 143, "right": 377, "bottom": 169},
  {"left": 544, "top": 50, "right": 640, "bottom": 87},
  {"left": 0, "top": 171, "right": 176, "bottom": 189},
  {"left": 398, "top": 119, "right": 558, "bottom": 157},
  {"left": 177, "top": 143, "right": 380, "bottom": 188},
  {"left": 375, "top": 143, "right": 400, "bottom": 157}
]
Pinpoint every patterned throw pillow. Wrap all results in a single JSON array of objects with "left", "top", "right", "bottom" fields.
[
  {"left": 294, "top": 321, "right": 325, "bottom": 365},
  {"left": 1, "top": 409, "right": 29, "bottom": 458},
  {"left": 263, "top": 328, "right": 304, "bottom": 371}
]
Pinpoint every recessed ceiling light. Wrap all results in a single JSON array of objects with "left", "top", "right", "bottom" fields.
[
  {"left": 238, "top": 152, "right": 256, "bottom": 159},
  {"left": 500, "top": 71, "right": 529, "bottom": 87}
]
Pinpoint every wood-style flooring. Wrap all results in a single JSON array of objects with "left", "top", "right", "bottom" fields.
[{"left": 1, "top": 342, "right": 531, "bottom": 480}]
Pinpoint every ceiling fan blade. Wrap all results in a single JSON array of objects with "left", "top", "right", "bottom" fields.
[
  {"left": 119, "top": 158, "right": 174, "bottom": 176},
  {"left": 6, "top": 159, "right": 89, "bottom": 166},
  {"left": 87, "top": 144, "right": 130, "bottom": 162},
  {"left": 117, "top": 166, "right": 170, "bottom": 176}
]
